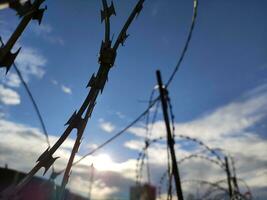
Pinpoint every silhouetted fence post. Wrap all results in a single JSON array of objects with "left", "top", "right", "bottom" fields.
[
  {"left": 156, "top": 70, "right": 184, "bottom": 200},
  {"left": 231, "top": 157, "right": 240, "bottom": 196},
  {"left": 225, "top": 156, "right": 233, "bottom": 199}
]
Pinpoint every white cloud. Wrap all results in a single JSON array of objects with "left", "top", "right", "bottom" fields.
[
  {"left": 68, "top": 175, "right": 119, "bottom": 199},
  {"left": 0, "top": 18, "right": 47, "bottom": 82},
  {"left": 99, "top": 119, "right": 115, "bottom": 133},
  {"left": 0, "top": 116, "right": 134, "bottom": 198},
  {"left": 51, "top": 79, "right": 58, "bottom": 86},
  {"left": 124, "top": 140, "right": 144, "bottom": 151},
  {"left": 32, "top": 23, "right": 64, "bottom": 45},
  {"left": 0, "top": 46, "right": 46, "bottom": 85},
  {"left": 0, "top": 84, "right": 20, "bottom": 105},
  {"left": 51, "top": 80, "right": 73, "bottom": 95},
  {"left": 33, "top": 23, "right": 53, "bottom": 35},
  {"left": 0, "top": 83, "right": 267, "bottom": 199},
  {"left": 15, "top": 47, "right": 46, "bottom": 80},
  {"left": 129, "top": 84, "right": 267, "bottom": 142},
  {"left": 4, "top": 73, "right": 21, "bottom": 88},
  {"left": 85, "top": 143, "right": 98, "bottom": 150},
  {"left": 61, "top": 85, "right": 72, "bottom": 95},
  {"left": 126, "top": 83, "right": 267, "bottom": 193},
  {"left": 116, "top": 111, "right": 126, "bottom": 119}
]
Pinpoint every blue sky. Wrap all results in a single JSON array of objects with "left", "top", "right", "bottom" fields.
[{"left": 0, "top": 0, "right": 267, "bottom": 199}]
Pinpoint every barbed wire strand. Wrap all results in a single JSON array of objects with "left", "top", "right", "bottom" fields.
[
  {"left": 71, "top": 98, "right": 159, "bottom": 169},
  {"left": 55, "top": 0, "right": 199, "bottom": 176},
  {"left": 13, "top": 63, "right": 51, "bottom": 147}
]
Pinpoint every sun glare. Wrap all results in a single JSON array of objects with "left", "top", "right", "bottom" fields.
[{"left": 93, "top": 154, "right": 114, "bottom": 171}]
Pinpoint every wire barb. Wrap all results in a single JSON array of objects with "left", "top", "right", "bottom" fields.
[
  {"left": 0, "top": 0, "right": 147, "bottom": 198},
  {"left": 0, "top": 0, "right": 47, "bottom": 72}
]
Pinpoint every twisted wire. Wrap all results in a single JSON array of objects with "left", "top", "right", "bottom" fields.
[
  {"left": 176, "top": 134, "right": 224, "bottom": 165},
  {"left": 72, "top": 0, "right": 200, "bottom": 168},
  {"left": 41, "top": 0, "right": 200, "bottom": 180},
  {"left": 177, "top": 154, "right": 225, "bottom": 170}
]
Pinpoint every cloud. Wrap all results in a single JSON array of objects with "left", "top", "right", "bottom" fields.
[
  {"left": 51, "top": 80, "right": 73, "bottom": 95},
  {"left": 99, "top": 119, "right": 116, "bottom": 133},
  {"left": 85, "top": 143, "right": 98, "bottom": 151},
  {"left": 15, "top": 47, "right": 46, "bottom": 80},
  {"left": 0, "top": 84, "right": 20, "bottom": 105},
  {"left": 51, "top": 80, "right": 58, "bottom": 86},
  {"left": 31, "top": 23, "right": 64, "bottom": 45},
  {"left": 0, "top": 83, "right": 267, "bottom": 199},
  {"left": 4, "top": 73, "right": 21, "bottom": 88},
  {"left": 116, "top": 111, "right": 126, "bottom": 119},
  {"left": 0, "top": 20, "right": 47, "bottom": 82},
  {"left": 0, "top": 46, "right": 46, "bottom": 84},
  {"left": 126, "top": 83, "right": 267, "bottom": 195},
  {"left": 61, "top": 85, "right": 72, "bottom": 95},
  {"left": 0, "top": 115, "right": 135, "bottom": 199},
  {"left": 128, "top": 84, "right": 267, "bottom": 141},
  {"left": 0, "top": 46, "right": 46, "bottom": 89},
  {"left": 33, "top": 23, "right": 53, "bottom": 35},
  {"left": 68, "top": 175, "right": 119, "bottom": 199}
]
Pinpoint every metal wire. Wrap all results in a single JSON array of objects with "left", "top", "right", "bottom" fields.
[
  {"left": 72, "top": 0, "right": 200, "bottom": 167},
  {"left": 22, "top": 0, "right": 200, "bottom": 182},
  {"left": 178, "top": 154, "right": 225, "bottom": 170},
  {"left": 71, "top": 98, "right": 158, "bottom": 169},
  {"left": 13, "top": 63, "right": 50, "bottom": 147},
  {"left": 166, "top": 0, "right": 198, "bottom": 87},
  {"left": 176, "top": 134, "right": 224, "bottom": 165}
]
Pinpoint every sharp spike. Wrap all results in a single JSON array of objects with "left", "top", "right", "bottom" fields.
[
  {"left": 9, "top": 0, "right": 32, "bottom": 17},
  {"left": 0, "top": 47, "right": 21, "bottom": 73},
  {"left": 120, "top": 32, "right": 129, "bottom": 46},
  {"left": 32, "top": 6, "right": 47, "bottom": 25},
  {"left": 101, "top": 1, "right": 116, "bottom": 22},
  {"left": 43, "top": 156, "right": 59, "bottom": 175},
  {"left": 136, "top": 4, "right": 143, "bottom": 17},
  {"left": 65, "top": 111, "right": 77, "bottom": 126},
  {"left": 37, "top": 147, "right": 50, "bottom": 162},
  {"left": 86, "top": 74, "right": 96, "bottom": 88}
]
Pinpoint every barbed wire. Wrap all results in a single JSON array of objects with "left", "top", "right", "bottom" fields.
[
  {"left": 176, "top": 134, "right": 224, "bottom": 164},
  {"left": 135, "top": 89, "right": 157, "bottom": 185},
  {"left": 1, "top": 0, "right": 200, "bottom": 194},
  {"left": 4, "top": 0, "right": 198, "bottom": 179},
  {"left": 71, "top": 98, "right": 159, "bottom": 170},
  {"left": 71, "top": 0, "right": 200, "bottom": 168},
  {"left": 157, "top": 169, "right": 168, "bottom": 200},
  {"left": 70, "top": 132, "right": 221, "bottom": 175},
  {"left": 201, "top": 178, "right": 228, "bottom": 198},
  {"left": 166, "top": 150, "right": 173, "bottom": 200},
  {"left": 136, "top": 88, "right": 160, "bottom": 185},
  {"left": 0, "top": 37, "right": 54, "bottom": 175},
  {"left": 201, "top": 178, "right": 252, "bottom": 200},
  {"left": 0, "top": 0, "right": 47, "bottom": 73},
  {"left": 135, "top": 137, "right": 163, "bottom": 185},
  {"left": 178, "top": 154, "right": 225, "bottom": 170},
  {"left": 183, "top": 179, "right": 229, "bottom": 194},
  {"left": 1, "top": 0, "right": 198, "bottom": 168},
  {"left": 0, "top": 0, "right": 147, "bottom": 198},
  {"left": 166, "top": 93, "right": 175, "bottom": 139},
  {"left": 13, "top": 63, "right": 50, "bottom": 147}
]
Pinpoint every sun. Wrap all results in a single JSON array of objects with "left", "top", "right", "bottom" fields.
[{"left": 93, "top": 153, "right": 114, "bottom": 171}]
